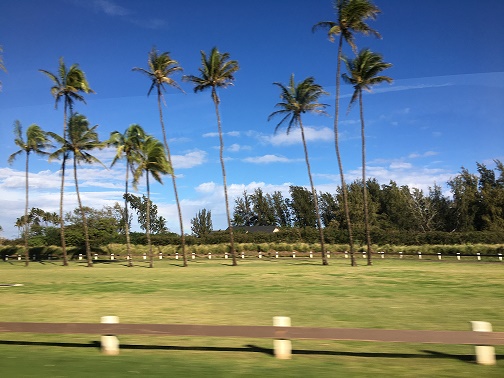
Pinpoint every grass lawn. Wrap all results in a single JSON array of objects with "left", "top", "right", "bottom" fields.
[{"left": 0, "top": 257, "right": 503, "bottom": 377}]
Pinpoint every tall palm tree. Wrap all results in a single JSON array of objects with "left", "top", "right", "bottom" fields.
[
  {"left": 40, "top": 58, "right": 94, "bottom": 266},
  {"left": 108, "top": 124, "right": 146, "bottom": 267},
  {"left": 48, "top": 114, "right": 105, "bottom": 267},
  {"left": 313, "top": 0, "right": 381, "bottom": 266},
  {"left": 342, "top": 48, "right": 392, "bottom": 265},
  {"left": 184, "top": 47, "right": 239, "bottom": 266},
  {"left": 132, "top": 48, "right": 188, "bottom": 267},
  {"left": 132, "top": 135, "right": 172, "bottom": 268},
  {"left": 268, "top": 74, "right": 330, "bottom": 266},
  {"left": 8, "top": 121, "right": 52, "bottom": 266}
]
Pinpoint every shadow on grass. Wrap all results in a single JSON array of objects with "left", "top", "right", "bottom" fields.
[{"left": 1, "top": 340, "right": 501, "bottom": 363}]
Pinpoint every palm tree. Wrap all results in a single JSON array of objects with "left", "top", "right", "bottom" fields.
[
  {"left": 48, "top": 114, "right": 105, "bottom": 267},
  {"left": 313, "top": 0, "right": 381, "bottom": 266},
  {"left": 184, "top": 47, "right": 239, "bottom": 266},
  {"left": 268, "top": 74, "right": 330, "bottom": 266},
  {"left": 342, "top": 48, "right": 392, "bottom": 265},
  {"left": 132, "top": 135, "right": 172, "bottom": 268},
  {"left": 108, "top": 124, "right": 146, "bottom": 267},
  {"left": 8, "top": 121, "right": 52, "bottom": 266},
  {"left": 40, "top": 58, "right": 94, "bottom": 265},
  {"left": 132, "top": 48, "right": 188, "bottom": 267}
]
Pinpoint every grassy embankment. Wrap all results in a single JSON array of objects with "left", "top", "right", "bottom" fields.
[{"left": 0, "top": 258, "right": 503, "bottom": 377}]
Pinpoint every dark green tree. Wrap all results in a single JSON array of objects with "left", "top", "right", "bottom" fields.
[
  {"left": 184, "top": 47, "right": 239, "bottom": 266},
  {"left": 191, "top": 209, "right": 213, "bottom": 237}
]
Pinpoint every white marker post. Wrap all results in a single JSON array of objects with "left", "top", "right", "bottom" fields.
[
  {"left": 175, "top": 252, "right": 179, "bottom": 260},
  {"left": 477, "top": 253, "right": 481, "bottom": 261},
  {"left": 143, "top": 253, "right": 147, "bottom": 260},
  {"left": 273, "top": 316, "right": 291, "bottom": 360},
  {"left": 79, "top": 254, "right": 83, "bottom": 261},
  {"left": 241, "top": 253, "right": 245, "bottom": 259},
  {"left": 159, "top": 252, "right": 163, "bottom": 260},
  {"left": 418, "top": 252, "right": 422, "bottom": 259},
  {"left": 292, "top": 252, "right": 296, "bottom": 259},
  {"left": 309, "top": 251, "right": 313, "bottom": 259},
  {"left": 208, "top": 253, "right": 212, "bottom": 260},
  {"left": 101, "top": 316, "right": 119, "bottom": 356},
  {"left": 224, "top": 252, "right": 228, "bottom": 259},
  {"left": 111, "top": 254, "right": 114, "bottom": 260},
  {"left": 192, "top": 253, "right": 195, "bottom": 260},
  {"left": 499, "top": 253, "right": 503, "bottom": 261},
  {"left": 258, "top": 252, "right": 262, "bottom": 259},
  {"left": 457, "top": 253, "right": 461, "bottom": 261},
  {"left": 470, "top": 321, "right": 496, "bottom": 365},
  {"left": 94, "top": 253, "right": 98, "bottom": 260},
  {"left": 275, "top": 251, "right": 279, "bottom": 259},
  {"left": 437, "top": 253, "right": 441, "bottom": 260},
  {"left": 399, "top": 252, "right": 403, "bottom": 259}
]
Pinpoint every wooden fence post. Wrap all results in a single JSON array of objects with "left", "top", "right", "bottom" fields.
[
  {"left": 470, "top": 321, "right": 496, "bottom": 365},
  {"left": 101, "top": 316, "right": 119, "bottom": 355},
  {"left": 273, "top": 316, "right": 291, "bottom": 359}
]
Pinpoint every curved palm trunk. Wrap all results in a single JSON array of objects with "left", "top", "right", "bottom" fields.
[
  {"left": 157, "top": 91, "right": 188, "bottom": 267},
  {"left": 24, "top": 152, "right": 30, "bottom": 266},
  {"left": 335, "top": 34, "right": 356, "bottom": 266},
  {"left": 146, "top": 173, "right": 153, "bottom": 268},
  {"left": 59, "top": 154, "right": 68, "bottom": 266},
  {"left": 299, "top": 121, "right": 328, "bottom": 266},
  {"left": 359, "top": 91, "right": 373, "bottom": 265},
  {"left": 73, "top": 157, "right": 93, "bottom": 267},
  {"left": 124, "top": 164, "right": 132, "bottom": 267},
  {"left": 212, "top": 89, "right": 237, "bottom": 266}
]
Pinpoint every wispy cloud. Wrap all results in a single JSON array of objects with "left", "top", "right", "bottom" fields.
[
  {"left": 203, "top": 131, "right": 240, "bottom": 138},
  {"left": 259, "top": 126, "right": 333, "bottom": 146},
  {"left": 243, "top": 154, "right": 300, "bottom": 164},
  {"left": 172, "top": 150, "right": 207, "bottom": 169},
  {"left": 93, "top": 0, "right": 131, "bottom": 16}
]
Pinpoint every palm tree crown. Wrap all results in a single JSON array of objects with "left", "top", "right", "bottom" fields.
[
  {"left": 39, "top": 57, "right": 94, "bottom": 112},
  {"left": 132, "top": 47, "right": 183, "bottom": 98},
  {"left": 109, "top": 124, "right": 146, "bottom": 169},
  {"left": 312, "top": 0, "right": 381, "bottom": 52},
  {"left": 8, "top": 121, "right": 52, "bottom": 165},
  {"left": 133, "top": 135, "right": 172, "bottom": 189},
  {"left": 268, "top": 74, "right": 329, "bottom": 133},
  {"left": 183, "top": 47, "right": 239, "bottom": 103},
  {"left": 342, "top": 48, "right": 393, "bottom": 106}
]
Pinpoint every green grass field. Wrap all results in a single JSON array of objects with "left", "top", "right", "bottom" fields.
[{"left": 1, "top": 257, "right": 503, "bottom": 377}]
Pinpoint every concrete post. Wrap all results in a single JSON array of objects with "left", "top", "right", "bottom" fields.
[
  {"left": 437, "top": 253, "right": 441, "bottom": 260},
  {"left": 208, "top": 253, "right": 212, "bottom": 259},
  {"left": 399, "top": 252, "right": 403, "bottom": 259},
  {"left": 477, "top": 253, "right": 481, "bottom": 261},
  {"left": 326, "top": 252, "right": 330, "bottom": 259},
  {"left": 94, "top": 253, "right": 98, "bottom": 260},
  {"left": 224, "top": 252, "right": 228, "bottom": 259},
  {"left": 159, "top": 252, "right": 163, "bottom": 260},
  {"left": 18, "top": 255, "right": 21, "bottom": 261},
  {"left": 258, "top": 252, "right": 262, "bottom": 259},
  {"left": 101, "top": 316, "right": 119, "bottom": 355},
  {"left": 470, "top": 321, "right": 496, "bottom": 365},
  {"left": 273, "top": 316, "right": 291, "bottom": 359},
  {"left": 275, "top": 251, "right": 279, "bottom": 259},
  {"left": 111, "top": 254, "right": 114, "bottom": 260},
  {"left": 457, "top": 253, "right": 461, "bottom": 261},
  {"left": 143, "top": 253, "right": 147, "bottom": 260},
  {"left": 418, "top": 252, "right": 422, "bottom": 259},
  {"left": 175, "top": 252, "right": 179, "bottom": 260},
  {"left": 79, "top": 254, "right": 83, "bottom": 261},
  {"left": 241, "top": 253, "right": 245, "bottom": 259},
  {"left": 292, "top": 252, "right": 296, "bottom": 258},
  {"left": 191, "top": 253, "right": 195, "bottom": 260},
  {"left": 309, "top": 251, "right": 313, "bottom": 258},
  {"left": 499, "top": 253, "right": 502, "bottom": 261}
]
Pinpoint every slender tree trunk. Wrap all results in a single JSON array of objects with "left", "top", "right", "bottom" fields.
[
  {"left": 359, "top": 91, "right": 373, "bottom": 265},
  {"left": 73, "top": 158, "right": 93, "bottom": 267},
  {"left": 146, "top": 173, "right": 153, "bottom": 268},
  {"left": 335, "top": 34, "right": 356, "bottom": 266},
  {"left": 59, "top": 154, "right": 68, "bottom": 266},
  {"left": 24, "top": 152, "right": 30, "bottom": 266},
  {"left": 125, "top": 164, "right": 132, "bottom": 267},
  {"left": 212, "top": 88, "right": 237, "bottom": 266},
  {"left": 299, "top": 121, "right": 328, "bottom": 266},
  {"left": 157, "top": 90, "right": 188, "bottom": 267}
]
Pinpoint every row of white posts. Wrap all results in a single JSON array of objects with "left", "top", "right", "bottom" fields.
[
  {"left": 99, "top": 316, "right": 496, "bottom": 364},
  {"left": 26, "top": 252, "right": 504, "bottom": 262}
]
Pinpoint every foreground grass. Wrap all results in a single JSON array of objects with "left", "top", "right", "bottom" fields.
[{"left": 1, "top": 258, "right": 503, "bottom": 377}]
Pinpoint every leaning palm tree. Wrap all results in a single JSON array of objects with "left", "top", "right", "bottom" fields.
[
  {"left": 132, "top": 48, "right": 188, "bottom": 267},
  {"left": 184, "top": 47, "right": 239, "bottom": 266},
  {"left": 108, "top": 124, "right": 146, "bottom": 267},
  {"left": 48, "top": 114, "right": 105, "bottom": 267},
  {"left": 342, "top": 48, "right": 392, "bottom": 265},
  {"left": 268, "top": 74, "right": 330, "bottom": 266},
  {"left": 8, "top": 121, "right": 52, "bottom": 266},
  {"left": 132, "top": 135, "right": 172, "bottom": 268},
  {"left": 313, "top": 0, "right": 381, "bottom": 266},
  {"left": 40, "top": 58, "right": 94, "bottom": 265}
]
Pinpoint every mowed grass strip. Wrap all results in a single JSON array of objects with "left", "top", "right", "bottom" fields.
[{"left": 1, "top": 258, "right": 503, "bottom": 377}]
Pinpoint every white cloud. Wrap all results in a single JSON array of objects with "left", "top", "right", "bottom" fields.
[
  {"left": 260, "top": 126, "right": 333, "bottom": 146},
  {"left": 389, "top": 162, "right": 412, "bottom": 170},
  {"left": 228, "top": 143, "right": 251, "bottom": 152},
  {"left": 94, "top": 0, "right": 131, "bottom": 16},
  {"left": 172, "top": 149, "right": 207, "bottom": 169},
  {"left": 203, "top": 131, "right": 240, "bottom": 138},
  {"left": 243, "top": 154, "right": 298, "bottom": 164}
]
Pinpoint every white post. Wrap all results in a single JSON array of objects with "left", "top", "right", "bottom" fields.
[
  {"left": 362, "top": 252, "right": 366, "bottom": 259},
  {"left": 159, "top": 252, "right": 163, "bottom": 260},
  {"left": 191, "top": 253, "right": 195, "bottom": 260},
  {"left": 208, "top": 253, "right": 212, "bottom": 259},
  {"left": 437, "top": 253, "right": 441, "bottom": 260},
  {"left": 143, "top": 253, "right": 147, "bottom": 260},
  {"left": 418, "top": 252, "right": 422, "bottom": 259},
  {"left": 326, "top": 252, "right": 330, "bottom": 259},
  {"left": 292, "top": 252, "right": 296, "bottom": 259},
  {"left": 111, "top": 254, "right": 114, "bottom": 260},
  {"left": 258, "top": 252, "right": 262, "bottom": 259},
  {"left": 457, "top": 253, "right": 461, "bottom": 261},
  {"left": 381, "top": 251, "right": 385, "bottom": 259},
  {"left": 309, "top": 251, "right": 313, "bottom": 259},
  {"left": 499, "top": 253, "right": 502, "bottom": 261},
  {"left": 275, "top": 251, "right": 279, "bottom": 259},
  {"left": 175, "top": 252, "right": 179, "bottom": 260},
  {"left": 477, "top": 253, "right": 481, "bottom": 261},
  {"left": 344, "top": 251, "right": 348, "bottom": 259},
  {"left": 224, "top": 252, "right": 228, "bottom": 259},
  {"left": 241, "top": 253, "right": 245, "bottom": 259},
  {"left": 5, "top": 255, "right": 7, "bottom": 261},
  {"left": 101, "top": 316, "right": 119, "bottom": 356},
  {"left": 399, "top": 252, "right": 403, "bottom": 259},
  {"left": 79, "top": 254, "right": 83, "bottom": 261},
  {"left": 273, "top": 316, "right": 291, "bottom": 360},
  {"left": 94, "top": 253, "right": 98, "bottom": 260},
  {"left": 470, "top": 321, "right": 496, "bottom": 365},
  {"left": 18, "top": 255, "right": 21, "bottom": 261}
]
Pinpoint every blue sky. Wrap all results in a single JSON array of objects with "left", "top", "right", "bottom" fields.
[{"left": 0, "top": 0, "right": 503, "bottom": 239}]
